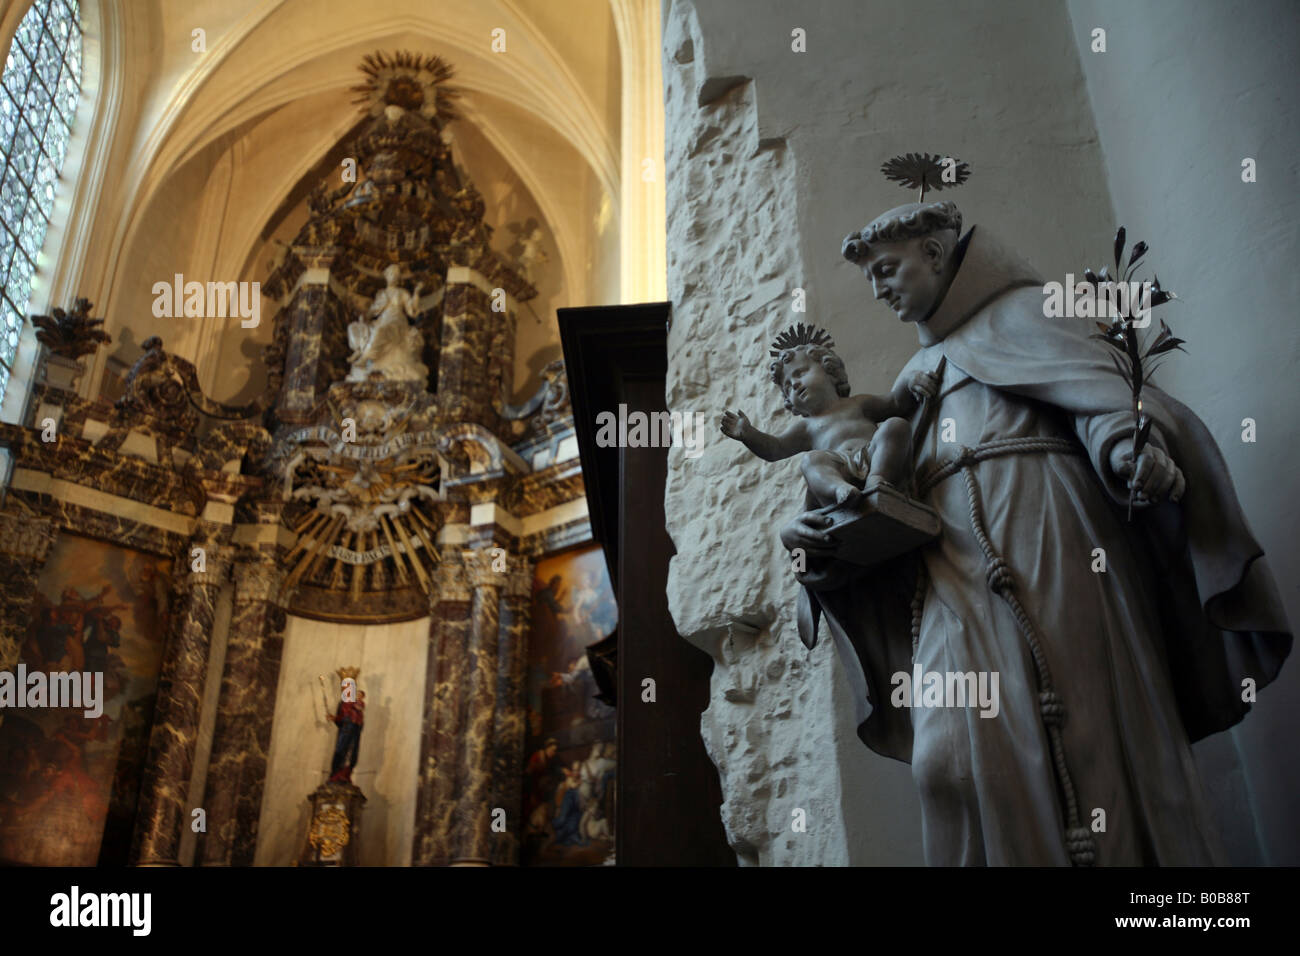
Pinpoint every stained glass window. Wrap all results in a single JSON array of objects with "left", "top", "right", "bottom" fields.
[{"left": 0, "top": 0, "right": 82, "bottom": 401}]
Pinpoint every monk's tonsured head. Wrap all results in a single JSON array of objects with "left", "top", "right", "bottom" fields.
[{"left": 843, "top": 201, "right": 963, "bottom": 325}]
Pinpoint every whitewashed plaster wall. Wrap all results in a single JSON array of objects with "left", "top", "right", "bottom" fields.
[
  {"left": 255, "top": 615, "right": 428, "bottom": 867},
  {"left": 663, "top": 0, "right": 1278, "bottom": 865},
  {"left": 1066, "top": 0, "right": 1300, "bottom": 865}
]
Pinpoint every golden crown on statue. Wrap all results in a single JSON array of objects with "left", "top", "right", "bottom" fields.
[{"left": 336, "top": 666, "right": 361, "bottom": 682}]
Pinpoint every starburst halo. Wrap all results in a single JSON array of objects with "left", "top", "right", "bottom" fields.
[
  {"left": 881, "top": 152, "right": 971, "bottom": 202},
  {"left": 351, "top": 51, "right": 460, "bottom": 122},
  {"left": 770, "top": 323, "right": 835, "bottom": 357}
]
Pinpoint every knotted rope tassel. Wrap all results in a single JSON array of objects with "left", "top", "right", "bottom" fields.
[{"left": 911, "top": 438, "right": 1097, "bottom": 866}]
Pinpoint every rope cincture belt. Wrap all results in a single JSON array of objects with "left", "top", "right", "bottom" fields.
[{"left": 911, "top": 436, "right": 1098, "bottom": 867}]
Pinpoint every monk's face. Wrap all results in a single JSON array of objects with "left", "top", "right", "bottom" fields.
[{"left": 859, "top": 235, "right": 952, "bottom": 325}]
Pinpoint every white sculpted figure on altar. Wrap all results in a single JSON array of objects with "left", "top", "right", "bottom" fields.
[{"left": 346, "top": 264, "right": 430, "bottom": 383}]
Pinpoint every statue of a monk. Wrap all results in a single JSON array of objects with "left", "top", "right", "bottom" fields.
[{"left": 780, "top": 200, "right": 1292, "bottom": 865}]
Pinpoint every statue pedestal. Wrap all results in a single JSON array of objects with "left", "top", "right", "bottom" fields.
[
  {"left": 38, "top": 351, "right": 86, "bottom": 392},
  {"left": 299, "top": 782, "right": 366, "bottom": 867},
  {"left": 819, "top": 483, "right": 941, "bottom": 569}
]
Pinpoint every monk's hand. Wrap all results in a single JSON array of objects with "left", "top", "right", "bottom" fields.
[
  {"left": 779, "top": 511, "right": 837, "bottom": 557},
  {"left": 719, "top": 409, "right": 750, "bottom": 440},
  {"left": 1114, "top": 441, "right": 1185, "bottom": 505}
]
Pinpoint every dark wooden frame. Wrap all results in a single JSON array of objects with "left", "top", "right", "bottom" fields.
[{"left": 559, "top": 302, "right": 734, "bottom": 867}]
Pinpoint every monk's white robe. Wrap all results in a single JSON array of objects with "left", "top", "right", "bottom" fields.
[
  {"left": 902, "top": 341, "right": 1220, "bottom": 864},
  {"left": 804, "top": 227, "right": 1291, "bottom": 866}
]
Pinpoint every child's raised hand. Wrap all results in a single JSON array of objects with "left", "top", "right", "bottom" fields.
[
  {"left": 908, "top": 369, "right": 941, "bottom": 402},
  {"left": 719, "top": 409, "right": 750, "bottom": 439}
]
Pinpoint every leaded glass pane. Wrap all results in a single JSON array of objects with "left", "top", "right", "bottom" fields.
[
  {"left": 66, "top": 25, "right": 81, "bottom": 87},
  {"left": 0, "top": 169, "right": 28, "bottom": 222},
  {"left": 6, "top": 252, "right": 34, "bottom": 312},
  {"left": 11, "top": 122, "right": 40, "bottom": 179},
  {"left": 38, "top": 29, "right": 65, "bottom": 88},
  {"left": 5, "top": 37, "right": 31, "bottom": 80},
  {"left": 17, "top": 214, "right": 43, "bottom": 261},
  {"left": 1, "top": 326, "right": 18, "bottom": 367},
  {"left": 0, "top": 301, "right": 20, "bottom": 335},
  {"left": 22, "top": 74, "right": 53, "bottom": 140},
  {"left": 18, "top": 210, "right": 44, "bottom": 260},
  {"left": 0, "top": 0, "right": 80, "bottom": 381},
  {"left": 15, "top": 13, "right": 43, "bottom": 59},
  {"left": 56, "top": 70, "right": 78, "bottom": 125},
  {"left": 45, "top": 106, "right": 70, "bottom": 167},
  {"left": 2, "top": 55, "right": 28, "bottom": 104},
  {"left": 0, "top": 305, "right": 18, "bottom": 360},
  {"left": 18, "top": 115, "right": 41, "bottom": 157},
  {"left": 7, "top": 244, "right": 33, "bottom": 283},
  {"left": 0, "top": 89, "right": 19, "bottom": 154},
  {"left": 33, "top": 155, "right": 57, "bottom": 219}
]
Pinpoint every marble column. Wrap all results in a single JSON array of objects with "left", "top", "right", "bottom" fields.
[
  {"left": 485, "top": 295, "right": 517, "bottom": 437},
  {"left": 437, "top": 273, "right": 497, "bottom": 430},
  {"left": 0, "top": 514, "right": 59, "bottom": 725},
  {"left": 199, "top": 550, "right": 288, "bottom": 866},
  {"left": 411, "top": 542, "right": 534, "bottom": 865},
  {"left": 130, "top": 521, "right": 233, "bottom": 866},
  {"left": 450, "top": 548, "right": 503, "bottom": 865},
  {"left": 489, "top": 556, "right": 534, "bottom": 866},
  {"left": 275, "top": 246, "right": 347, "bottom": 425},
  {"left": 412, "top": 549, "right": 472, "bottom": 866}
]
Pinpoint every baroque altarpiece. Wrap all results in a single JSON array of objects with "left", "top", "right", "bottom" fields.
[{"left": 0, "top": 53, "right": 597, "bottom": 867}]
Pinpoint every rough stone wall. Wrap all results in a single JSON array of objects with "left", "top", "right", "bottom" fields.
[{"left": 662, "top": 0, "right": 877, "bottom": 866}]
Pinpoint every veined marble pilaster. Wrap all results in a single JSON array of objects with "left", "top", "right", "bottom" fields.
[
  {"left": 490, "top": 557, "right": 534, "bottom": 865},
  {"left": 436, "top": 280, "right": 496, "bottom": 430},
  {"left": 130, "top": 521, "right": 233, "bottom": 866},
  {"left": 412, "top": 542, "right": 538, "bottom": 866},
  {"left": 199, "top": 550, "right": 288, "bottom": 866},
  {"left": 412, "top": 548, "right": 472, "bottom": 865},
  {"left": 450, "top": 548, "right": 504, "bottom": 864},
  {"left": 275, "top": 251, "right": 347, "bottom": 425}
]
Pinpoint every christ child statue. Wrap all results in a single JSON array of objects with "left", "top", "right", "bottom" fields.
[{"left": 720, "top": 324, "right": 938, "bottom": 508}]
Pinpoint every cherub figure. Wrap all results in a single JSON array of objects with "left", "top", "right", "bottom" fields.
[{"left": 720, "top": 324, "right": 937, "bottom": 508}]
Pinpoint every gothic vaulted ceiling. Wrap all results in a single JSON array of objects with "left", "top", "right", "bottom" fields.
[{"left": 31, "top": 0, "right": 663, "bottom": 406}]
